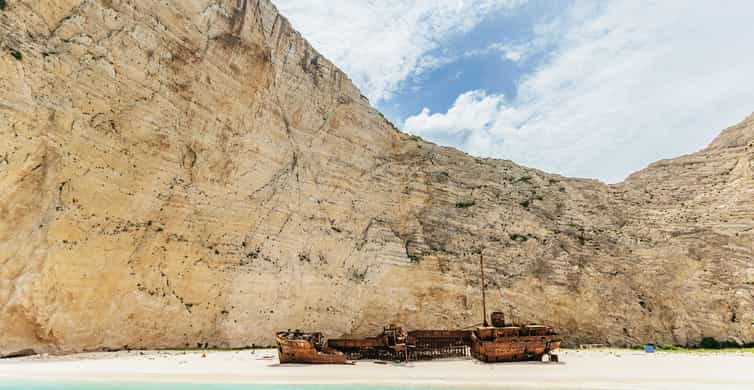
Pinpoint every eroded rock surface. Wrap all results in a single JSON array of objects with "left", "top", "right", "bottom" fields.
[{"left": 1, "top": 0, "right": 752, "bottom": 355}]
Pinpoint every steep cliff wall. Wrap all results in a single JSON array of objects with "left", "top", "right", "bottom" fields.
[{"left": 1, "top": 0, "right": 752, "bottom": 356}]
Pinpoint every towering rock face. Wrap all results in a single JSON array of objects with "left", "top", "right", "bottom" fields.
[{"left": 0, "top": 0, "right": 752, "bottom": 356}]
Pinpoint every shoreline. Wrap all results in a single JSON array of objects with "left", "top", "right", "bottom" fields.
[{"left": 1, "top": 349, "right": 754, "bottom": 389}]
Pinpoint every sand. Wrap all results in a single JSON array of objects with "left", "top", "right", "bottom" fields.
[{"left": 1, "top": 349, "right": 753, "bottom": 389}]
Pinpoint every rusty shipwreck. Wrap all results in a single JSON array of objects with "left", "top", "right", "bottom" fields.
[
  {"left": 469, "top": 253, "right": 561, "bottom": 362},
  {"left": 276, "top": 253, "right": 561, "bottom": 364},
  {"left": 275, "top": 330, "right": 348, "bottom": 364}
]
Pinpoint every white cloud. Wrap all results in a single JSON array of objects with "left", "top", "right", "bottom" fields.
[
  {"left": 404, "top": 0, "right": 754, "bottom": 183},
  {"left": 273, "top": 0, "right": 522, "bottom": 103},
  {"left": 465, "top": 42, "right": 538, "bottom": 63},
  {"left": 405, "top": 90, "right": 505, "bottom": 135},
  {"left": 502, "top": 48, "right": 523, "bottom": 62}
]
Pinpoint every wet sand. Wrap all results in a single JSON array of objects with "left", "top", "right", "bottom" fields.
[{"left": 1, "top": 349, "right": 753, "bottom": 389}]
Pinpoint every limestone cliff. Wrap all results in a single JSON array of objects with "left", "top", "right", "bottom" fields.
[{"left": 1, "top": 0, "right": 752, "bottom": 356}]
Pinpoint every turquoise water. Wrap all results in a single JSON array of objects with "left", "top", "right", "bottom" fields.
[
  {"left": 0, "top": 385, "right": 572, "bottom": 390},
  {"left": 0, "top": 385, "right": 364, "bottom": 390},
  {"left": 0, "top": 386, "right": 381, "bottom": 390},
  {"left": 0, "top": 385, "right": 462, "bottom": 390},
  {"left": 0, "top": 385, "right": 538, "bottom": 390}
]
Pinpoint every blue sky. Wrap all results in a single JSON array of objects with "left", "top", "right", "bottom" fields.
[
  {"left": 380, "top": 5, "right": 534, "bottom": 121},
  {"left": 275, "top": 0, "right": 754, "bottom": 183}
]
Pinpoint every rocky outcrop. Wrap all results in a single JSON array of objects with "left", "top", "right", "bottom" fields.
[{"left": 1, "top": 0, "right": 752, "bottom": 355}]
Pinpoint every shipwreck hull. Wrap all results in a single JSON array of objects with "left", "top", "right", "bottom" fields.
[
  {"left": 327, "top": 337, "right": 405, "bottom": 360},
  {"left": 327, "top": 344, "right": 406, "bottom": 361},
  {"left": 470, "top": 337, "right": 560, "bottom": 362},
  {"left": 281, "top": 323, "right": 561, "bottom": 364},
  {"left": 275, "top": 332, "right": 348, "bottom": 364},
  {"left": 470, "top": 325, "right": 561, "bottom": 363},
  {"left": 330, "top": 330, "right": 474, "bottom": 361},
  {"left": 329, "top": 327, "right": 476, "bottom": 361},
  {"left": 329, "top": 325, "right": 408, "bottom": 361},
  {"left": 408, "top": 330, "right": 472, "bottom": 360},
  {"left": 276, "top": 311, "right": 560, "bottom": 364}
]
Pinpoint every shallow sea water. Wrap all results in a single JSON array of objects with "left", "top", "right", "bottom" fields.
[{"left": 0, "top": 385, "right": 566, "bottom": 390}]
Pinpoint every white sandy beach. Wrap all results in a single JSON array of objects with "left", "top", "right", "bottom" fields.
[{"left": 1, "top": 349, "right": 753, "bottom": 389}]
